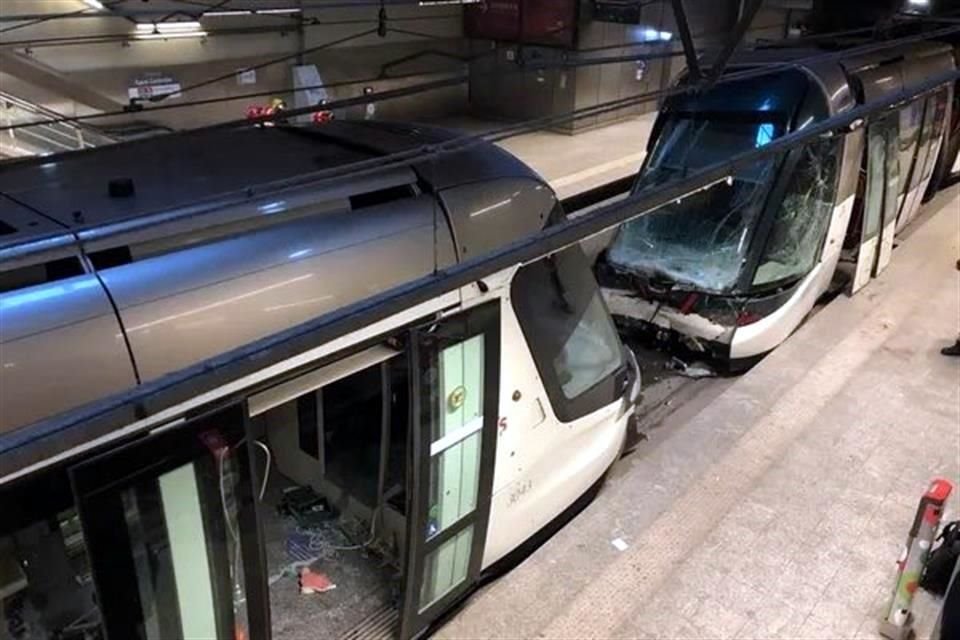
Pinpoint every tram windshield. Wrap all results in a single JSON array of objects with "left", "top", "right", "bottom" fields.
[{"left": 608, "top": 113, "right": 785, "bottom": 292}]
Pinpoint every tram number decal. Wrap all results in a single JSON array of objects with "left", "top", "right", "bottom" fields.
[
  {"left": 509, "top": 479, "right": 533, "bottom": 505},
  {"left": 498, "top": 416, "right": 508, "bottom": 435}
]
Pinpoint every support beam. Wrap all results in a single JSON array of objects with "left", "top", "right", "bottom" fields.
[
  {"left": 670, "top": 0, "right": 702, "bottom": 82},
  {"left": 0, "top": 51, "right": 123, "bottom": 112},
  {"left": 704, "top": 0, "right": 765, "bottom": 86}
]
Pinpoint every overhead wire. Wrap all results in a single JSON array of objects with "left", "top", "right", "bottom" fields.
[
  {"left": 1, "top": 13, "right": 946, "bottom": 132},
  {"left": 1, "top": 19, "right": 955, "bottom": 177},
  {"left": 0, "top": 0, "right": 482, "bottom": 23},
  {"left": 6, "top": 60, "right": 957, "bottom": 483},
  {"left": 175, "top": 20, "right": 960, "bottom": 145},
  {"left": 12, "top": 20, "right": 957, "bottom": 250},
  {"left": 0, "top": 43, "right": 687, "bottom": 132},
  {"left": 1, "top": 12, "right": 957, "bottom": 145},
  {"left": 166, "top": 26, "right": 380, "bottom": 101}
]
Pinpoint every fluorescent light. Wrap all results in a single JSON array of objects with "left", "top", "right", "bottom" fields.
[
  {"left": 158, "top": 21, "right": 202, "bottom": 32},
  {"left": 908, "top": 0, "right": 929, "bottom": 6},
  {"left": 83, "top": 0, "right": 105, "bottom": 10},
  {"left": 134, "top": 21, "right": 206, "bottom": 39},
  {"left": 135, "top": 31, "right": 208, "bottom": 39},
  {"left": 202, "top": 8, "right": 301, "bottom": 18},
  {"left": 203, "top": 10, "right": 253, "bottom": 17},
  {"left": 136, "top": 21, "right": 202, "bottom": 33}
]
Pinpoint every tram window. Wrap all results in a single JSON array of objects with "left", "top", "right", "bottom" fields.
[
  {"left": 120, "top": 458, "right": 252, "bottom": 640},
  {"left": 512, "top": 246, "right": 623, "bottom": 419},
  {"left": 898, "top": 98, "right": 924, "bottom": 196},
  {"left": 0, "top": 257, "right": 85, "bottom": 295},
  {"left": 425, "top": 336, "right": 484, "bottom": 539},
  {"left": 615, "top": 113, "right": 784, "bottom": 292},
  {"left": 753, "top": 139, "right": 842, "bottom": 287},
  {"left": 322, "top": 364, "right": 387, "bottom": 506},
  {"left": 919, "top": 90, "right": 950, "bottom": 182},
  {"left": 420, "top": 525, "right": 473, "bottom": 610},
  {"left": 0, "top": 493, "right": 103, "bottom": 640}
]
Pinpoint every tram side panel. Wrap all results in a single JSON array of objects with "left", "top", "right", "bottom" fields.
[
  {"left": 95, "top": 193, "right": 457, "bottom": 383},
  {"left": 730, "top": 127, "right": 864, "bottom": 359},
  {"left": 0, "top": 245, "right": 138, "bottom": 434}
]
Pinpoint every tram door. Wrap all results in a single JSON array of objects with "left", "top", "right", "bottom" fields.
[
  {"left": 68, "top": 404, "right": 269, "bottom": 640},
  {"left": 874, "top": 116, "right": 901, "bottom": 276},
  {"left": 853, "top": 116, "right": 899, "bottom": 292},
  {"left": 401, "top": 302, "right": 500, "bottom": 640}
]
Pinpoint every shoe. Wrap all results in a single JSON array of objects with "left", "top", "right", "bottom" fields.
[
  {"left": 299, "top": 567, "right": 336, "bottom": 594},
  {"left": 942, "top": 341, "right": 960, "bottom": 357}
]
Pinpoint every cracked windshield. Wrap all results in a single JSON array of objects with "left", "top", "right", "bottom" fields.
[{"left": 608, "top": 113, "right": 784, "bottom": 292}]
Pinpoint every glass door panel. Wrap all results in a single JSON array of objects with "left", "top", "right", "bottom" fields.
[
  {"left": 419, "top": 525, "right": 474, "bottom": 610},
  {"left": 877, "top": 118, "right": 902, "bottom": 275},
  {"left": 401, "top": 302, "right": 499, "bottom": 640},
  {"left": 70, "top": 404, "right": 268, "bottom": 640},
  {"left": 853, "top": 122, "right": 888, "bottom": 293}
]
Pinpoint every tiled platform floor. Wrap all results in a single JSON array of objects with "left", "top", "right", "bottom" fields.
[{"left": 435, "top": 113, "right": 656, "bottom": 199}]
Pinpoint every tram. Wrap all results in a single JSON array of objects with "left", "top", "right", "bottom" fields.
[
  {"left": 597, "top": 41, "right": 960, "bottom": 368},
  {"left": 0, "top": 122, "right": 640, "bottom": 640}
]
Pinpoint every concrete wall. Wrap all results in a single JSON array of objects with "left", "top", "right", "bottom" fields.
[
  {"left": 1, "top": 0, "right": 470, "bottom": 131},
  {"left": 467, "top": 0, "right": 678, "bottom": 132},
  {"left": 0, "top": 0, "right": 796, "bottom": 137},
  {"left": 467, "top": 0, "right": 773, "bottom": 133}
]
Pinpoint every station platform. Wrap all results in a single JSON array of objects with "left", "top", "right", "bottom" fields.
[
  {"left": 437, "top": 185, "right": 960, "bottom": 639},
  {"left": 435, "top": 113, "right": 656, "bottom": 199}
]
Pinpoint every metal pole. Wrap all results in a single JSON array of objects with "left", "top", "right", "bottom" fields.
[
  {"left": 704, "top": 0, "right": 764, "bottom": 86},
  {"left": 670, "top": 0, "right": 702, "bottom": 82}
]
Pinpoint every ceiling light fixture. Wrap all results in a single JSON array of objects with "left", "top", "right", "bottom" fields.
[
  {"left": 203, "top": 10, "right": 253, "bottom": 17},
  {"left": 82, "top": 0, "right": 106, "bottom": 10},
  {"left": 134, "top": 21, "right": 206, "bottom": 39},
  {"left": 135, "top": 30, "right": 209, "bottom": 39},
  {"left": 202, "top": 8, "right": 302, "bottom": 17},
  {"left": 135, "top": 21, "right": 202, "bottom": 32}
]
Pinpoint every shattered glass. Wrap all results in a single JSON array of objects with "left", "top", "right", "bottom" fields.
[
  {"left": 608, "top": 115, "right": 783, "bottom": 292},
  {"left": 752, "top": 139, "right": 841, "bottom": 286}
]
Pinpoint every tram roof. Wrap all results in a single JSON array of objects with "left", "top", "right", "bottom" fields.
[{"left": 0, "top": 121, "right": 538, "bottom": 254}]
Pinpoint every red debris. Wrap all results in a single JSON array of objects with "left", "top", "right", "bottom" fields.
[{"left": 299, "top": 567, "right": 336, "bottom": 594}]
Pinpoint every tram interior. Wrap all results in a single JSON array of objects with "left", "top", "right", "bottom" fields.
[
  {"left": 0, "top": 509, "right": 102, "bottom": 640},
  {"left": 250, "top": 351, "right": 411, "bottom": 639}
]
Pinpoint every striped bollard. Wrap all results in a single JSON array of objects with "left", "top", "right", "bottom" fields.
[{"left": 879, "top": 478, "right": 953, "bottom": 640}]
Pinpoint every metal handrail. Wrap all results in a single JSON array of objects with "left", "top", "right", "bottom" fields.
[{"left": 0, "top": 90, "right": 114, "bottom": 156}]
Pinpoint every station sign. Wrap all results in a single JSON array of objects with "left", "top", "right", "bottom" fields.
[{"left": 128, "top": 71, "right": 182, "bottom": 101}]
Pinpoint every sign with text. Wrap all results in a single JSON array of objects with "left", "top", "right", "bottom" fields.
[
  {"left": 128, "top": 71, "right": 181, "bottom": 100},
  {"left": 465, "top": 0, "right": 577, "bottom": 48}
]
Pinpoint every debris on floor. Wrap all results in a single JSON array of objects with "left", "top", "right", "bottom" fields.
[
  {"left": 611, "top": 538, "right": 629, "bottom": 552},
  {"left": 299, "top": 567, "right": 337, "bottom": 594},
  {"left": 669, "top": 357, "right": 717, "bottom": 379},
  {"left": 278, "top": 486, "right": 336, "bottom": 528}
]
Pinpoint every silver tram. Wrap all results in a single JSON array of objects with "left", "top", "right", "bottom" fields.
[
  {"left": 598, "top": 41, "right": 960, "bottom": 367},
  {"left": 0, "top": 122, "right": 640, "bottom": 640}
]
